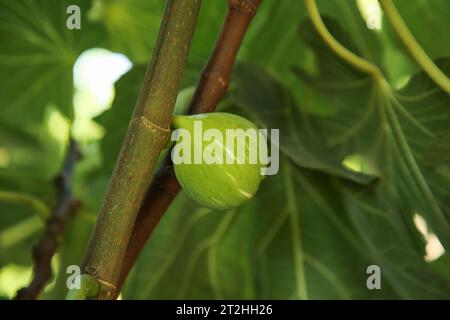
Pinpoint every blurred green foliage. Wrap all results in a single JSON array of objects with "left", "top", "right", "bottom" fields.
[{"left": 0, "top": 0, "right": 450, "bottom": 299}]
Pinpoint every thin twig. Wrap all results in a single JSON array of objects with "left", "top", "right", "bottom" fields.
[
  {"left": 117, "top": 0, "right": 262, "bottom": 294},
  {"left": 15, "top": 139, "right": 81, "bottom": 300}
]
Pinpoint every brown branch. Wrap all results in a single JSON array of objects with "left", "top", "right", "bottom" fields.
[
  {"left": 15, "top": 139, "right": 81, "bottom": 300},
  {"left": 117, "top": 0, "right": 262, "bottom": 294}
]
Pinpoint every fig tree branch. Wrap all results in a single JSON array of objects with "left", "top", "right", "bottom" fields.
[
  {"left": 15, "top": 139, "right": 81, "bottom": 300},
  {"left": 117, "top": 0, "right": 262, "bottom": 294},
  {"left": 80, "top": 0, "right": 202, "bottom": 299}
]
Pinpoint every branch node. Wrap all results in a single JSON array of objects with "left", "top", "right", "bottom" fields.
[
  {"left": 229, "top": 0, "right": 259, "bottom": 16},
  {"left": 202, "top": 71, "right": 228, "bottom": 89},
  {"left": 97, "top": 278, "right": 118, "bottom": 299},
  {"left": 133, "top": 116, "right": 171, "bottom": 134}
]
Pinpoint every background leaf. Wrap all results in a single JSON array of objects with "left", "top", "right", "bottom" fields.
[{"left": 0, "top": 0, "right": 105, "bottom": 125}]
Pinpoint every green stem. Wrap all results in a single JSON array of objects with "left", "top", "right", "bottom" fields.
[
  {"left": 0, "top": 190, "right": 50, "bottom": 221},
  {"left": 80, "top": 0, "right": 202, "bottom": 299},
  {"left": 379, "top": 0, "right": 450, "bottom": 95},
  {"left": 304, "top": 0, "right": 383, "bottom": 80},
  {"left": 66, "top": 274, "right": 100, "bottom": 300}
]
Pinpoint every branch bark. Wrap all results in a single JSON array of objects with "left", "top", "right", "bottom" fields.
[
  {"left": 117, "top": 0, "right": 262, "bottom": 294},
  {"left": 15, "top": 139, "right": 81, "bottom": 300},
  {"left": 80, "top": 0, "right": 202, "bottom": 299}
]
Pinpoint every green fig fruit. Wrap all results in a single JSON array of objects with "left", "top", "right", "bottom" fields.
[{"left": 171, "top": 112, "right": 266, "bottom": 211}]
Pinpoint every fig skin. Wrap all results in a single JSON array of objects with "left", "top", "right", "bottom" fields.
[{"left": 172, "top": 112, "right": 266, "bottom": 211}]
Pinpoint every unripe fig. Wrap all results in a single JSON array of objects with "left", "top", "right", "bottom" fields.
[{"left": 171, "top": 112, "right": 266, "bottom": 211}]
